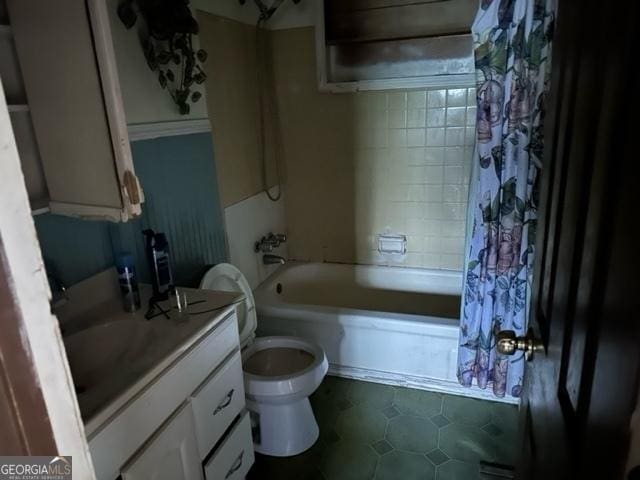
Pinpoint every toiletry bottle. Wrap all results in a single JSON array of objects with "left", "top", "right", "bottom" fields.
[
  {"left": 143, "top": 229, "right": 174, "bottom": 300},
  {"left": 116, "top": 253, "right": 141, "bottom": 312}
]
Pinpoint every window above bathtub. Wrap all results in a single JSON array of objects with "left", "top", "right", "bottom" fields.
[{"left": 316, "top": 0, "right": 477, "bottom": 93}]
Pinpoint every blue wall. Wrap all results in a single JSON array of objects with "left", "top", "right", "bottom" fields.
[{"left": 34, "top": 132, "right": 227, "bottom": 288}]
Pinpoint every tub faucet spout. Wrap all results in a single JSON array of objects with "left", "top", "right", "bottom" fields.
[{"left": 263, "top": 254, "right": 285, "bottom": 265}]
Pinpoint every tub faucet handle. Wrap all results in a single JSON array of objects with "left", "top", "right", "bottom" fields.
[{"left": 255, "top": 232, "right": 287, "bottom": 253}]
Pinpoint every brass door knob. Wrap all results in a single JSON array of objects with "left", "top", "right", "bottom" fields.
[{"left": 496, "top": 328, "right": 544, "bottom": 361}]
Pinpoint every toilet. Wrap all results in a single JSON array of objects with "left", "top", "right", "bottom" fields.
[{"left": 200, "top": 263, "right": 328, "bottom": 457}]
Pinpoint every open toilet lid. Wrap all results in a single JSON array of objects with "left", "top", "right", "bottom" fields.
[{"left": 200, "top": 263, "right": 257, "bottom": 346}]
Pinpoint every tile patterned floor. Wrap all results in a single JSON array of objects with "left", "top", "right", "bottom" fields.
[{"left": 247, "top": 376, "right": 519, "bottom": 480}]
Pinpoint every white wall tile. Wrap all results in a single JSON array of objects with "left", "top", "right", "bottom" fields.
[
  {"left": 407, "top": 147, "right": 426, "bottom": 165},
  {"left": 427, "top": 108, "right": 446, "bottom": 127},
  {"left": 370, "top": 109, "right": 389, "bottom": 130},
  {"left": 425, "top": 147, "right": 445, "bottom": 165},
  {"left": 444, "top": 165, "right": 464, "bottom": 184},
  {"left": 445, "top": 147, "right": 464, "bottom": 165},
  {"left": 441, "top": 254, "right": 464, "bottom": 270},
  {"left": 344, "top": 87, "right": 476, "bottom": 272},
  {"left": 407, "top": 109, "right": 427, "bottom": 128},
  {"left": 389, "top": 91, "right": 407, "bottom": 109},
  {"left": 426, "top": 128, "right": 445, "bottom": 146},
  {"left": 447, "top": 88, "right": 467, "bottom": 107},
  {"left": 424, "top": 185, "right": 443, "bottom": 202},
  {"left": 389, "top": 109, "right": 407, "bottom": 128},
  {"left": 407, "top": 128, "right": 426, "bottom": 147},
  {"left": 408, "top": 90, "right": 427, "bottom": 108},
  {"left": 443, "top": 184, "right": 463, "bottom": 203},
  {"left": 445, "top": 127, "right": 465, "bottom": 146},
  {"left": 389, "top": 129, "right": 408, "bottom": 147},
  {"left": 424, "top": 166, "right": 444, "bottom": 184},
  {"left": 421, "top": 253, "right": 441, "bottom": 268},
  {"left": 446, "top": 107, "right": 466, "bottom": 126},
  {"left": 427, "top": 89, "right": 447, "bottom": 108},
  {"left": 224, "top": 187, "right": 288, "bottom": 289}
]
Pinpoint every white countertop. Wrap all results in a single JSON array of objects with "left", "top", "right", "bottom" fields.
[{"left": 54, "top": 269, "right": 243, "bottom": 436}]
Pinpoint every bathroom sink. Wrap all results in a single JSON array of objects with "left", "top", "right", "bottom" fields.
[{"left": 64, "top": 320, "right": 154, "bottom": 394}]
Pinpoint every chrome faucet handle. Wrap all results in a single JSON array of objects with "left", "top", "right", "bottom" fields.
[{"left": 254, "top": 232, "right": 287, "bottom": 253}]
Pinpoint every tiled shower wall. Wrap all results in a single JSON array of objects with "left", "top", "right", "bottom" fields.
[
  {"left": 272, "top": 27, "right": 476, "bottom": 271},
  {"left": 353, "top": 87, "right": 476, "bottom": 270}
]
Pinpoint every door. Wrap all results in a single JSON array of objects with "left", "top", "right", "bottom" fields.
[
  {"left": 1, "top": 78, "right": 95, "bottom": 476},
  {"left": 121, "top": 402, "right": 204, "bottom": 480},
  {"left": 497, "top": 1, "right": 640, "bottom": 478}
]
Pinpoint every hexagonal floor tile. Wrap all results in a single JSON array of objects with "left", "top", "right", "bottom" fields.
[
  {"left": 386, "top": 415, "right": 438, "bottom": 453},
  {"left": 426, "top": 449, "right": 449, "bottom": 466},
  {"left": 394, "top": 388, "right": 443, "bottom": 418},
  {"left": 336, "top": 405, "right": 388, "bottom": 443},
  {"left": 320, "top": 441, "right": 378, "bottom": 480},
  {"left": 348, "top": 381, "right": 395, "bottom": 409},
  {"left": 372, "top": 439, "right": 393, "bottom": 456},
  {"left": 376, "top": 450, "right": 436, "bottom": 480},
  {"left": 438, "top": 423, "right": 498, "bottom": 464},
  {"left": 442, "top": 395, "right": 493, "bottom": 427},
  {"left": 436, "top": 460, "right": 479, "bottom": 480}
]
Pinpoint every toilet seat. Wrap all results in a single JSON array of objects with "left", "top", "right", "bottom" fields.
[
  {"left": 200, "top": 263, "right": 257, "bottom": 347},
  {"left": 242, "top": 336, "right": 327, "bottom": 401}
]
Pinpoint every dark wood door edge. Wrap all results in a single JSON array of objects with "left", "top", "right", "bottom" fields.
[{"left": 0, "top": 238, "right": 57, "bottom": 455}]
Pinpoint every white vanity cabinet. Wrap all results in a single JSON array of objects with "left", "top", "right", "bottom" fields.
[
  {"left": 6, "top": 0, "right": 142, "bottom": 221},
  {"left": 87, "top": 307, "right": 254, "bottom": 480}
]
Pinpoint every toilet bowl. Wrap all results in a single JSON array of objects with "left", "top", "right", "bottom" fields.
[{"left": 200, "top": 263, "right": 328, "bottom": 457}]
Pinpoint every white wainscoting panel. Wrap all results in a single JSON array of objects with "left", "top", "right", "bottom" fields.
[{"left": 224, "top": 187, "right": 287, "bottom": 290}]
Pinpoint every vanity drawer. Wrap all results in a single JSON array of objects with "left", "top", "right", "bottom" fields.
[
  {"left": 191, "top": 351, "right": 245, "bottom": 458},
  {"left": 204, "top": 412, "right": 254, "bottom": 480}
]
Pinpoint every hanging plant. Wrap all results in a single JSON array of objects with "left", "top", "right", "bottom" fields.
[{"left": 117, "top": 0, "right": 207, "bottom": 115}]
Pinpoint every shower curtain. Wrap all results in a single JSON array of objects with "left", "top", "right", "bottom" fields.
[{"left": 457, "top": 0, "right": 555, "bottom": 397}]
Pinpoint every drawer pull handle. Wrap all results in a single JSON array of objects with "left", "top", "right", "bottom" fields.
[
  {"left": 225, "top": 450, "right": 244, "bottom": 479},
  {"left": 213, "top": 389, "right": 234, "bottom": 415}
]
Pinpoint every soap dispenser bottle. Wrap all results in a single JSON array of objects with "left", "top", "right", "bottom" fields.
[{"left": 143, "top": 229, "right": 174, "bottom": 301}]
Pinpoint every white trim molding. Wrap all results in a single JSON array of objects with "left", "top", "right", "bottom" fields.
[
  {"left": 329, "top": 364, "right": 520, "bottom": 405},
  {"left": 318, "top": 74, "right": 477, "bottom": 93},
  {"left": 127, "top": 119, "right": 211, "bottom": 142}
]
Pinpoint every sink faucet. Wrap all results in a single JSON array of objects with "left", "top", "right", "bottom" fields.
[
  {"left": 263, "top": 254, "right": 285, "bottom": 265},
  {"left": 45, "top": 260, "right": 68, "bottom": 309},
  {"left": 255, "top": 232, "right": 287, "bottom": 253}
]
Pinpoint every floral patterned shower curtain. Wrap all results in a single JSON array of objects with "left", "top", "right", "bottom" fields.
[{"left": 457, "top": 0, "right": 555, "bottom": 397}]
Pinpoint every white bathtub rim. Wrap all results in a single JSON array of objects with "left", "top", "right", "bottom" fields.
[
  {"left": 257, "top": 303, "right": 460, "bottom": 338},
  {"left": 256, "top": 261, "right": 464, "bottom": 297}
]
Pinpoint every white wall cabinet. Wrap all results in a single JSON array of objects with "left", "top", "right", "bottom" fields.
[
  {"left": 121, "top": 403, "right": 204, "bottom": 480},
  {"left": 6, "top": 0, "right": 143, "bottom": 221}
]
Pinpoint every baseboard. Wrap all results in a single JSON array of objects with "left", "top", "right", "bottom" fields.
[{"left": 328, "top": 364, "right": 519, "bottom": 405}]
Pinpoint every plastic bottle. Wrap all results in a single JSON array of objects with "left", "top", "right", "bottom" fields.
[{"left": 116, "top": 253, "right": 141, "bottom": 312}]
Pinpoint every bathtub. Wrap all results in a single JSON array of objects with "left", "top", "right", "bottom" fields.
[{"left": 254, "top": 262, "right": 513, "bottom": 403}]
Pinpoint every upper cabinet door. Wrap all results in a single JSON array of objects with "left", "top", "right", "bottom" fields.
[{"left": 7, "top": 0, "right": 143, "bottom": 222}]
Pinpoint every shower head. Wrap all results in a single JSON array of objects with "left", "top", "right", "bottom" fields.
[
  {"left": 255, "top": 0, "right": 285, "bottom": 21},
  {"left": 239, "top": 0, "right": 300, "bottom": 22}
]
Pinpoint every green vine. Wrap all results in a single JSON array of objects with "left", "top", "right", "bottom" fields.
[{"left": 117, "top": 0, "right": 207, "bottom": 115}]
